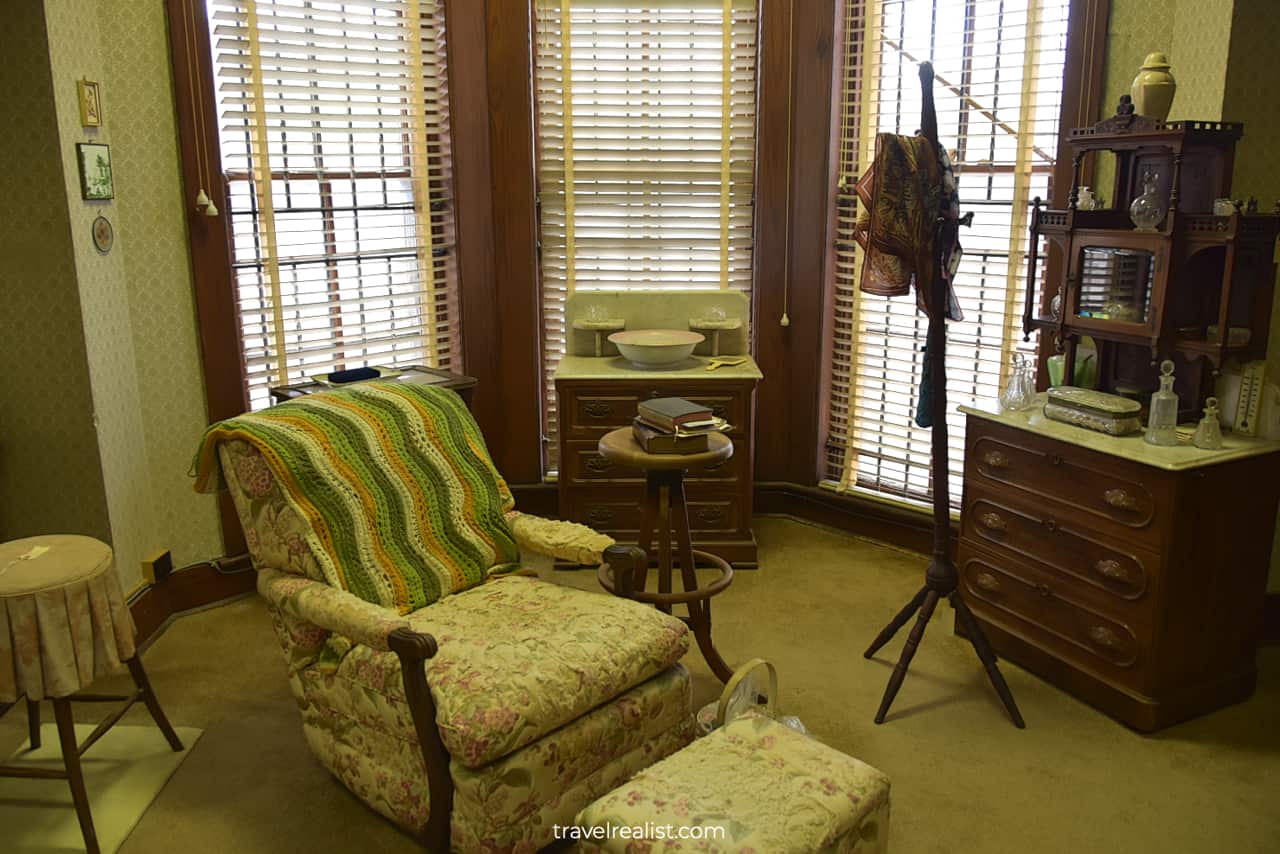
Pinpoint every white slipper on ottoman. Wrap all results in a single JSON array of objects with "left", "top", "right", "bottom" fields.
[{"left": 573, "top": 712, "right": 890, "bottom": 853}]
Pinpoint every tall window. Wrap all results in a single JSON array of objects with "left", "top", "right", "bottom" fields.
[
  {"left": 208, "top": 0, "right": 460, "bottom": 410},
  {"left": 826, "top": 0, "right": 1068, "bottom": 506},
  {"left": 533, "top": 0, "right": 759, "bottom": 470}
]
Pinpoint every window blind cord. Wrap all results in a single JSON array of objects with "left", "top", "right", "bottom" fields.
[
  {"left": 779, "top": 0, "right": 795, "bottom": 328},
  {"left": 184, "top": 0, "right": 218, "bottom": 217}
]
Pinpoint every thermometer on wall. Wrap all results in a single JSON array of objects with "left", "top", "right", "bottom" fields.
[{"left": 1233, "top": 360, "right": 1266, "bottom": 437}]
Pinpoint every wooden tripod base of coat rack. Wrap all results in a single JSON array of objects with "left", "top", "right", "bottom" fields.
[{"left": 863, "top": 62, "right": 1025, "bottom": 729}]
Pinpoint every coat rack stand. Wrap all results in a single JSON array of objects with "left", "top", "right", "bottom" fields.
[{"left": 862, "top": 62, "right": 1025, "bottom": 729}]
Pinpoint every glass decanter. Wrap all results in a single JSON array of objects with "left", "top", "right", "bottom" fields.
[
  {"left": 1144, "top": 360, "right": 1180, "bottom": 446},
  {"left": 1192, "top": 396, "right": 1224, "bottom": 450},
  {"left": 999, "top": 353, "right": 1036, "bottom": 412},
  {"left": 1129, "top": 168, "right": 1167, "bottom": 232}
]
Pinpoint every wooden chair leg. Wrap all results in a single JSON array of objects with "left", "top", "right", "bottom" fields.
[
  {"left": 125, "top": 656, "right": 184, "bottom": 751},
  {"left": 670, "top": 477, "right": 734, "bottom": 683},
  {"left": 655, "top": 479, "right": 674, "bottom": 615},
  {"left": 27, "top": 698, "right": 41, "bottom": 750},
  {"left": 53, "top": 698, "right": 100, "bottom": 854}
]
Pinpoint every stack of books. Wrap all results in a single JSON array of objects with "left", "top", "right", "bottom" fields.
[{"left": 632, "top": 397, "right": 731, "bottom": 454}]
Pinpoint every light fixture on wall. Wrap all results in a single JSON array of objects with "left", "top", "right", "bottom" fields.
[{"left": 194, "top": 188, "right": 219, "bottom": 217}]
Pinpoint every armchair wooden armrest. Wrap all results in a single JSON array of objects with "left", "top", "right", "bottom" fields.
[{"left": 506, "top": 510, "right": 615, "bottom": 565}]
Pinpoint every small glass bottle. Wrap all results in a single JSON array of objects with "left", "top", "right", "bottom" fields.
[
  {"left": 1144, "top": 360, "right": 1180, "bottom": 446},
  {"left": 1192, "top": 396, "right": 1224, "bottom": 450},
  {"left": 1000, "top": 353, "right": 1036, "bottom": 412},
  {"left": 1129, "top": 168, "right": 1167, "bottom": 232}
]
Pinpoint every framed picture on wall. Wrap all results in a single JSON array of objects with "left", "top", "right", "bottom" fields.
[
  {"left": 76, "top": 143, "right": 114, "bottom": 200},
  {"left": 77, "top": 78, "right": 102, "bottom": 127}
]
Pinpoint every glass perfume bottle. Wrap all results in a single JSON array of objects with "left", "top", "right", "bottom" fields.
[
  {"left": 999, "top": 353, "right": 1036, "bottom": 412},
  {"left": 1144, "top": 360, "right": 1180, "bottom": 446},
  {"left": 1129, "top": 168, "right": 1167, "bottom": 232},
  {"left": 1192, "top": 396, "right": 1224, "bottom": 450}
]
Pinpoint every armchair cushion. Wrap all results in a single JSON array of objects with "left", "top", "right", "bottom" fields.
[
  {"left": 195, "top": 383, "right": 520, "bottom": 614},
  {"left": 314, "top": 575, "right": 690, "bottom": 769}
]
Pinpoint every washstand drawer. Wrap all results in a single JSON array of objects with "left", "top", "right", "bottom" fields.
[
  {"left": 967, "top": 426, "right": 1168, "bottom": 549},
  {"left": 563, "top": 392, "right": 644, "bottom": 434},
  {"left": 962, "top": 489, "right": 1156, "bottom": 605},
  {"left": 560, "top": 386, "right": 748, "bottom": 436},
  {"left": 562, "top": 441, "right": 741, "bottom": 485},
  {"left": 566, "top": 490, "right": 744, "bottom": 535},
  {"left": 959, "top": 548, "right": 1147, "bottom": 688}
]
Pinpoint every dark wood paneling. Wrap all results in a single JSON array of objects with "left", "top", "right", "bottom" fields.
[
  {"left": 130, "top": 557, "right": 255, "bottom": 648},
  {"left": 753, "top": 0, "right": 838, "bottom": 485},
  {"left": 165, "top": 0, "right": 249, "bottom": 556},
  {"left": 1263, "top": 593, "right": 1280, "bottom": 646},
  {"left": 482, "top": 2, "right": 545, "bottom": 483}
]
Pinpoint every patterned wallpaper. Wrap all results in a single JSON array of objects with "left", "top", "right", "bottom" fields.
[
  {"left": 0, "top": 1, "right": 111, "bottom": 544},
  {"left": 33, "top": 0, "right": 223, "bottom": 590}
]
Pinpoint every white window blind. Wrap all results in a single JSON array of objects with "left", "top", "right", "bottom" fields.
[
  {"left": 533, "top": 0, "right": 759, "bottom": 470},
  {"left": 208, "top": 0, "right": 460, "bottom": 411},
  {"left": 826, "top": 0, "right": 1067, "bottom": 507}
]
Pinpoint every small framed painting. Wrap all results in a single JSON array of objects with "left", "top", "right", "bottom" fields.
[
  {"left": 78, "top": 78, "right": 102, "bottom": 127},
  {"left": 76, "top": 143, "right": 114, "bottom": 200}
]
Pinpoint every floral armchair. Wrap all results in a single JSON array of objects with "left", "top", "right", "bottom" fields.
[{"left": 212, "top": 405, "right": 694, "bottom": 852}]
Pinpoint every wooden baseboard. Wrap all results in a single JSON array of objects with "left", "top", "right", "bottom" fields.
[
  {"left": 754, "top": 482, "right": 943, "bottom": 555},
  {"left": 1264, "top": 593, "right": 1280, "bottom": 646},
  {"left": 129, "top": 556, "right": 256, "bottom": 647}
]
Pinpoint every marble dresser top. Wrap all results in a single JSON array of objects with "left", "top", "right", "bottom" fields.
[
  {"left": 959, "top": 394, "right": 1280, "bottom": 471},
  {"left": 555, "top": 354, "right": 763, "bottom": 381}
]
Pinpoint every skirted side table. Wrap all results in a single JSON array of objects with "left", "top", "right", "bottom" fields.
[{"left": 0, "top": 535, "right": 184, "bottom": 854}]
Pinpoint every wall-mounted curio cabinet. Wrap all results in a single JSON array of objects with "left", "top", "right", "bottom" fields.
[{"left": 1023, "top": 97, "right": 1280, "bottom": 418}]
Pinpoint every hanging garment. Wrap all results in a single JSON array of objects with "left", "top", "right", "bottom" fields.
[{"left": 852, "top": 132, "right": 963, "bottom": 322}]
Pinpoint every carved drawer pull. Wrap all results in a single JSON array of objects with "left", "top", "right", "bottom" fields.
[
  {"left": 585, "top": 455, "right": 613, "bottom": 473},
  {"left": 586, "top": 508, "right": 615, "bottom": 526},
  {"left": 1042, "top": 518, "right": 1058, "bottom": 533},
  {"left": 982, "top": 450, "right": 1010, "bottom": 469},
  {"left": 1087, "top": 625, "right": 1124, "bottom": 652},
  {"left": 979, "top": 512, "right": 1007, "bottom": 532},
  {"left": 695, "top": 507, "right": 727, "bottom": 525},
  {"left": 974, "top": 572, "right": 1001, "bottom": 593},
  {"left": 1103, "top": 488, "right": 1138, "bottom": 511},
  {"left": 1093, "top": 559, "right": 1132, "bottom": 584},
  {"left": 1050, "top": 454, "right": 1064, "bottom": 466},
  {"left": 584, "top": 402, "right": 613, "bottom": 419},
  {"left": 1036, "top": 583, "right": 1054, "bottom": 599}
]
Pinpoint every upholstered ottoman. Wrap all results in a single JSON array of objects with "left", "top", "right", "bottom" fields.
[{"left": 574, "top": 712, "right": 890, "bottom": 853}]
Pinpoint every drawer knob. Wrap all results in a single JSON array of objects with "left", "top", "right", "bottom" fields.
[
  {"left": 974, "top": 572, "right": 1001, "bottom": 593},
  {"left": 586, "top": 508, "right": 615, "bottom": 526},
  {"left": 1050, "top": 454, "right": 1064, "bottom": 466},
  {"left": 1043, "top": 518, "right": 1058, "bottom": 533},
  {"left": 1103, "top": 488, "right": 1138, "bottom": 511},
  {"left": 982, "top": 450, "right": 1010, "bottom": 470},
  {"left": 1093, "top": 558, "right": 1131, "bottom": 583},
  {"left": 584, "top": 402, "right": 613, "bottom": 419},
  {"left": 695, "top": 507, "right": 726, "bottom": 525},
  {"left": 979, "top": 512, "right": 1007, "bottom": 532},
  {"left": 585, "top": 455, "right": 613, "bottom": 473},
  {"left": 1087, "top": 625, "right": 1124, "bottom": 652},
  {"left": 1036, "top": 583, "right": 1054, "bottom": 599}
]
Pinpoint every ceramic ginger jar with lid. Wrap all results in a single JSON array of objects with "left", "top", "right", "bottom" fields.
[{"left": 1131, "top": 52, "right": 1176, "bottom": 121}]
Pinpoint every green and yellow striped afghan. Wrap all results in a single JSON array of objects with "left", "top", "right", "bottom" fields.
[{"left": 192, "top": 383, "right": 519, "bottom": 614}]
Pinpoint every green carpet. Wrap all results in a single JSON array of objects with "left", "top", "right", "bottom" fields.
[
  {"left": 0, "top": 723, "right": 201, "bottom": 853},
  {"left": 0, "top": 516, "right": 1275, "bottom": 852}
]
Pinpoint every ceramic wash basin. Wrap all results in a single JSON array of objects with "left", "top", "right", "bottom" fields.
[{"left": 608, "top": 329, "right": 704, "bottom": 368}]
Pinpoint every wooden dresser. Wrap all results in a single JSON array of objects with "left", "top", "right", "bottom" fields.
[
  {"left": 554, "top": 355, "right": 761, "bottom": 566},
  {"left": 956, "top": 399, "right": 1280, "bottom": 731}
]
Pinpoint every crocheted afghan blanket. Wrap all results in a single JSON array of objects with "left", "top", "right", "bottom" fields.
[{"left": 193, "top": 382, "right": 519, "bottom": 614}]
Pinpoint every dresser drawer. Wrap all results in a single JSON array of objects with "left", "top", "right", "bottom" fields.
[
  {"left": 962, "top": 487, "right": 1157, "bottom": 605},
  {"left": 565, "top": 488, "right": 745, "bottom": 535},
  {"left": 967, "top": 423, "right": 1169, "bottom": 549},
  {"left": 959, "top": 547, "right": 1147, "bottom": 689},
  {"left": 562, "top": 440, "right": 741, "bottom": 485},
  {"left": 559, "top": 385, "right": 748, "bottom": 437}
]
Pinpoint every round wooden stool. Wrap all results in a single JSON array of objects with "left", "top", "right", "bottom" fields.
[
  {"left": 595, "top": 428, "right": 736, "bottom": 683},
  {"left": 0, "top": 535, "right": 184, "bottom": 854}
]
